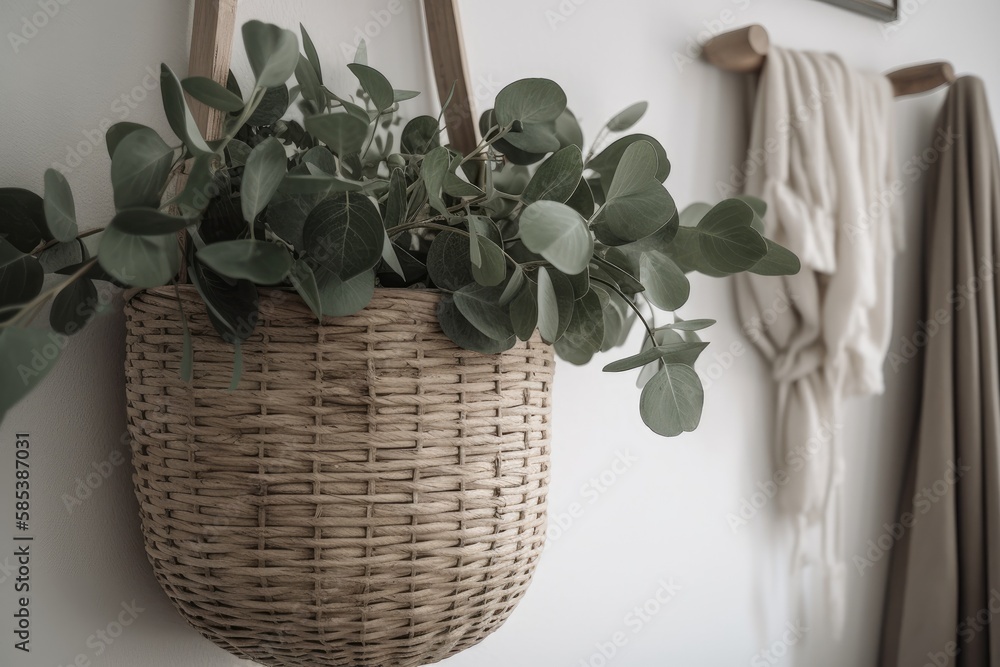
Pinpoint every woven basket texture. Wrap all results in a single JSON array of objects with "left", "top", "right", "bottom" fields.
[{"left": 123, "top": 286, "right": 554, "bottom": 667}]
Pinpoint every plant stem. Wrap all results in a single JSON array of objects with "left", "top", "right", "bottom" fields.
[
  {"left": 1, "top": 258, "right": 98, "bottom": 329},
  {"left": 591, "top": 276, "right": 657, "bottom": 345},
  {"left": 31, "top": 228, "right": 105, "bottom": 257}
]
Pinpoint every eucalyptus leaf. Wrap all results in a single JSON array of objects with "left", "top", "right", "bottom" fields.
[
  {"left": 603, "top": 341, "right": 708, "bottom": 372},
  {"left": 437, "top": 294, "right": 515, "bottom": 354},
  {"left": 242, "top": 137, "right": 288, "bottom": 223},
  {"left": 426, "top": 229, "right": 474, "bottom": 290},
  {"left": 0, "top": 239, "right": 44, "bottom": 320},
  {"left": 49, "top": 277, "right": 98, "bottom": 335},
  {"left": 98, "top": 225, "right": 178, "bottom": 288},
  {"left": 509, "top": 285, "right": 538, "bottom": 340},
  {"left": 401, "top": 116, "right": 441, "bottom": 154},
  {"left": 639, "top": 251, "right": 689, "bottom": 311},
  {"left": 696, "top": 199, "right": 767, "bottom": 273},
  {"left": 312, "top": 266, "right": 375, "bottom": 317},
  {"left": 182, "top": 76, "right": 244, "bottom": 112},
  {"left": 188, "top": 252, "right": 259, "bottom": 343},
  {"left": 0, "top": 327, "right": 62, "bottom": 423},
  {"left": 110, "top": 126, "right": 174, "bottom": 210},
  {"left": 242, "top": 20, "right": 299, "bottom": 88},
  {"left": 160, "top": 64, "right": 212, "bottom": 155},
  {"left": 42, "top": 168, "right": 77, "bottom": 242},
  {"left": 454, "top": 284, "right": 514, "bottom": 340},
  {"left": 536, "top": 266, "right": 574, "bottom": 343},
  {"left": 288, "top": 257, "right": 323, "bottom": 320},
  {"left": 305, "top": 113, "right": 369, "bottom": 156},
  {"left": 495, "top": 78, "right": 567, "bottom": 126},
  {"left": 247, "top": 85, "right": 289, "bottom": 126},
  {"left": 0, "top": 188, "right": 46, "bottom": 253},
  {"left": 197, "top": 239, "right": 292, "bottom": 284},
  {"left": 110, "top": 207, "right": 195, "bottom": 235},
  {"left": 499, "top": 264, "right": 525, "bottom": 306},
  {"left": 749, "top": 239, "right": 801, "bottom": 276},
  {"left": 639, "top": 364, "right": 703, "bottom": 437},
  {"left": 347, "top": 63, "right": 394, "bottom": 112},
  {"left": 522, "top": 145, "right": 583, "bottom": 204},
  {"left": 303, "top": 192, "right": 384, "bottom": 280},
  {"left": 300, "top": 23, "right": 323, "bottom": 84},
  {"left": 605, "top": 101, "right": 648, "bottom": 132},
  {"left": 105, "top": 122, "right": 146, "bottom": 159},
  {"left": 588, "top": 133, "right": 670, "bottom": 189},
  {"left": 519, "top": 200, "right": 593, "bottom": 275},
  {"left": 554, "top": 288, "right": 604, "bottom": 364}
]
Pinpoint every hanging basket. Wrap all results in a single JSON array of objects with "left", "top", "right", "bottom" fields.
[{"left": 123, "top": 286, "right": 554, "bottom": 667}]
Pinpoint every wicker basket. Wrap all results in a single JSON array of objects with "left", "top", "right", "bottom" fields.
[{"left": 123, "top": 286, "right": 554, "bottom": 667}]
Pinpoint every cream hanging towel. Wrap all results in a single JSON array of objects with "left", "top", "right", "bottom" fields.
[{"left": 734, "top": 46, "right": 901, "bottom": 637}]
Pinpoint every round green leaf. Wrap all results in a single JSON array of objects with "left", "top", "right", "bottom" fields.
[
  {"left": 303, "top": 193, "right": 384, "bottom": 280},
  {"left": 110, "top": 126, "right": 174, "bottom": 210},
  {"left": 495, "top": 78, "right": 567, "bottom": 126},
  {"left": 509, "top": 284, "right": 538, "bottom": 341},
  {"left": 305, "top": 113, "right": 369, "bottom": 156},
  {"left": 437, "top": 294, "right": 515, "bottom": 354},
  {"left": 160, "top": 64, "right": 212, "bottom": 155},
  {"left": 312, "top": 266, "right": 375, "bottom": 317},
  {"left": 242, "top": 20, "right": 299, "bottom": 88},
  {"left": 49, "top": 277, "right": 98, "bottom": 336},
  {"left": 427, "top": 229, "right": 474, "bottom": 290},
  {"left": 640, "top": 251, "right": 689, "bottom": 311},
  {"left": 182, "top": 76, "right": 244, "bottom": 112},
  {"left": 347, "top": 63, "right": 394, "bottom": 112},
  {"left": 639, "top": 364, "right": 704, "bottom": 437},
  {"left": 105, "top": 122, "right": 147, "bottom": 159},
  {"left": 0, "top": 327, "right": 62, "bottom": 423},
  {"left": 454, "top": 284, "right": 514, "bottom": 340},
  {"left": 42, "top": 168, "right": 77, "bottom": 243},
  {"left": 536, "top": 266, "right": 574, "bottom": 343},
  {"left": 554, "top": 288, "right": 605, "bottom": 365},
  {"left": 520, "top": 201, "right": 593, "bottom": 275},
  {"left": 588, "top": 133, "right": 670, "bottom": 188},
  {"left": 110, "top": 207, "right": 195, "bottom": 236},
  {"left": 0, "top": 239, "right": 44, "bottom": 320},
  {"left": 197, "top": 240, "right": 292, "bottom": 285},
  {"left": 696, "top": 199, "right": 767, "bottom": 273},
  {"left": 401, "top": 116, "right": 441, "bottom": 154},
  {"left": 605, "top": 101, "right": 648, "bottom": 132},
  {"left": 247, "top": 85, "right": 289, "bottom": 126},
  {"left": 0, "top": 188, "right": 46, "bottom": 252},
  {"left": 522, "top": 145, "right": 583, "bottom": 204},
  {"left": 98, "top": 225, "right": 179, "bottom": 288},
  {"left": 242, "top": 137, "right": 287, "bottom": 223}
]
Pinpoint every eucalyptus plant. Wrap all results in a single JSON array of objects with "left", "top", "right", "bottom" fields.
[{"left": 0, "top": 20, "right": 798, "bottom": 436}]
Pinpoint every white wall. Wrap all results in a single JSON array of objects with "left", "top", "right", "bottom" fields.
[{"left": 2, "top": 1, "right": 997, "bottom": 666}]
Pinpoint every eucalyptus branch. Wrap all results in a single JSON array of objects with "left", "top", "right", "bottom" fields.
[
  {"left": 31, "top": 227, "right": 105, "bottom": 257},
  {"left": 0, "top": 258, "right": 98, "bottom": 329},
  {"left": 591, "top": 276, "right": 656, "bottom": 346}
]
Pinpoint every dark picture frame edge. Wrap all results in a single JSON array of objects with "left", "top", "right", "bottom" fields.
[{"left": 815, "top": 0, "right": 899, "bottom": 21}]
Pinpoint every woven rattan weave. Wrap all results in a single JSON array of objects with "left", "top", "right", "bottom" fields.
[{"left": 123, "top": 286, "right": 553, "bottom": 667}]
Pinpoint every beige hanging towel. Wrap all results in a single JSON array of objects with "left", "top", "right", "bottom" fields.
[
  {"left": 734, "top": 46, "right": 900, "bottom": 638},
  {"left": 880, "top": 75, "right": 1000, "bottom": 667}
]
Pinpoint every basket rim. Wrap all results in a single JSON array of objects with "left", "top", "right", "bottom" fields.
[{"left": 124, "top": 284, "right": 446, "bottom": 307}]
